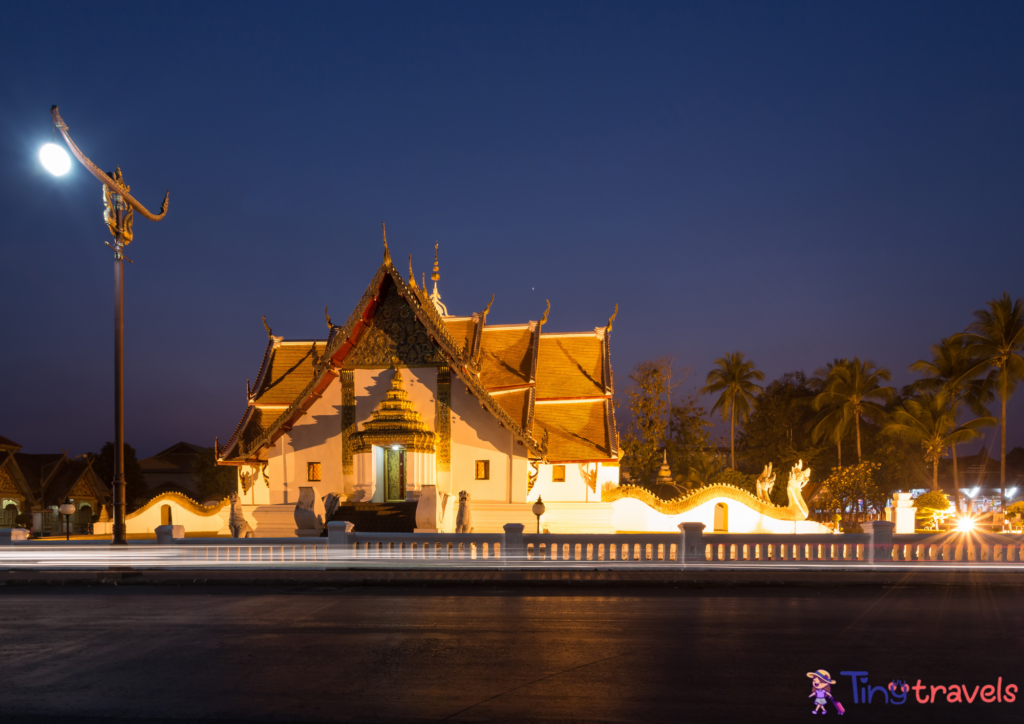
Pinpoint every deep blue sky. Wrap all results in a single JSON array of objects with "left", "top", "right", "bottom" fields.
[{"left": 3, "top": 2, "right": 1024, "bottom": 458}]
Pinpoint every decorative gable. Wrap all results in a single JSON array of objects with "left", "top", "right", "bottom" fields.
[
  {"left": 344, "top": 277, "right": 446, "bottom": 369},
  {"left": 68, "top": 476, "right": 95, "bottom": 498}
]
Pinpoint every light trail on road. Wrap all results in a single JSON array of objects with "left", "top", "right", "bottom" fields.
[{"left": 2, "top": 545, "right": 1024, "bottom": 571}]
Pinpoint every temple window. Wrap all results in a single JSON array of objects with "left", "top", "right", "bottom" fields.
[
  {"left": 552, "top": 465, "right": 566, "bottom": 482},
  {"left": 475, "top": 460, "right": 490, "bottom": 480},
  {"left": 307, "top": 462, "right": 321, "bottom": 482}
]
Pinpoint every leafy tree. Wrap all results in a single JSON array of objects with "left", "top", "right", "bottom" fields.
[
  {"left": 882, "top": 392, "right": 994, "bottom": 491},
  {"left": 88, "top": 442, "right": 147, "bottom": 510},
  {"left": 910, "top": 336, "right": 993, "bottom": 512},
  {"left": 666, "top": 389, "right": 712, "bottom": 481},
  {"left": 811, "top": 357, "right": 894, "bottom": 462},
  {"left": 956, "top": 292, "right": 1024, "bottom": 512},
  {"left": 1006, "top": 500, "right": 1024, "bottom": 528},
  {"left": 685, "top": 452, "right": 725, "bottom": 488},
  {"left": 193, "top": 447, "right": 238, "bottom": 502},
  {"left": 701, "top": 352, "right": 764, "bottom": 470},
  {"left": 619, "top": 358, "right": 671, "bottom": 487},
  {"left": 914, "top": 490, "right": 953, "bottom": 530},
  {"left": 739, "top": 372, "right": 824, "bottom": 484},
  {"left": 814, "top": 462, "right": 882, "bottom": 529}
]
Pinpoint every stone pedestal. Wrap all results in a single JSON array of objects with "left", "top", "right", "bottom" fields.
[
  {"left": 680, "top": 522, "right": 706, "bottom": 563},
  {"left": 885, "top": 493, "right": 917, "bottom": 534}
]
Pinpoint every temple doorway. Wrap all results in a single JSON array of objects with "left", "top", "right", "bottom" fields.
[{"left": 384, "top": 447, "right": 406, "bottom": 502}]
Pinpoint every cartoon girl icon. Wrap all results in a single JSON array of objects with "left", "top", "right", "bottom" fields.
[{"left": 807, "top": 670, "right": 844, "bottom": 715}]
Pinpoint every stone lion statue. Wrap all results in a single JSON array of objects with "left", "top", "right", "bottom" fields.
[{"left": 455, "top": 490, "right": 474, "bottom": 533}]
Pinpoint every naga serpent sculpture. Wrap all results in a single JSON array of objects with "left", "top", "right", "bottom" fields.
[
  {"left": 50, "top": 105, "right": 169, "bottom": 225},
  {"left": 607, "top": 460, "right": 813, "bottom": 522}
]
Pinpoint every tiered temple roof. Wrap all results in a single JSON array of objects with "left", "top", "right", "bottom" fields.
[{"left": 217, "top": 241, "right": 619, "bottom": 465}]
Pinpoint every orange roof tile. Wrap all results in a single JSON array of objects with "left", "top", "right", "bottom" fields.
[
  {"left": 479, "top": 327, "right": 533, "bottom": 388},
  {"left": 491, "top": 389, "right": 531, "bottom": 431},
  {"left": 533, "top": 400, "right": 611, "bottom": 461},
  {"left": 252, "top": 342, "right": 327, "bottom": 405},
  {"left": 442, "top": 318, "right": 476, "bottom": 357},
  {"left": 535, "top": 335, "right": 605, "bottom": 399}
]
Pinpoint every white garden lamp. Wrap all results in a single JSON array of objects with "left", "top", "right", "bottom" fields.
[
  {"left": 532, "top": 497, "right": 546, "bottom": 534},
  {"left": 58, "top": 497, "right": 76, "bottom": 541}
]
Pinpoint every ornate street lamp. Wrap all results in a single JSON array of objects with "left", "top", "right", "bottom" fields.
[
  {"left": 58, "top": 497, "right": 76, "bottom": 541},
  {"left": 532, "top": 496, "right": 546, "bottom": 535},
  {"left": 42, "top": 106, "right": 170, "bottom": 546}
]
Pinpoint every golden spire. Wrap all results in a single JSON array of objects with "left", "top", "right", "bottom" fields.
[
  {"left": 428, "top": 242, "right": 448, "bottom": 316},
  {"left": 408, "top": 255, "right": 419, "bottom": 291},
  {"left": 607, "top": 303, "right": 618, "bottom": 332},
  {"left": 382, "top": 222, "right": 391, "bottom": 265}
]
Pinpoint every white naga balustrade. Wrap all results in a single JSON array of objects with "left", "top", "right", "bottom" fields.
[{"left": 3, "top": 521, "right": 1024, "bottom": 567}]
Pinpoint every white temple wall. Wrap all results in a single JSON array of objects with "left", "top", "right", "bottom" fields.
[
  {"left": 450, "top": 382, "right": 528, "bottom": 502},
  {"left": 261, "top": 379, "right": 343, "bottom": 504},
  {"left": 236, "top": 463, "right": 271, "bottom": 506}
]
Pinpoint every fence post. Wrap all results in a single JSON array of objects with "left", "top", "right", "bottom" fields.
[
  {"left": 679, "top": 522, "right": 706, "bottom": 563},
  {"left": 861, "top": 521, "right": 894, "bottom": 564},
  {"left": 327, "top": 521, "right": 355, "bottom": 561},
  {"left": 155, "top": 525, "right": 184, "bottom": 544},
  {"left": 0, "top": 529, "right": 29, "bottom": 544},
  {"left": 503, "top": 523, "right": 525, "bottom": 566}
]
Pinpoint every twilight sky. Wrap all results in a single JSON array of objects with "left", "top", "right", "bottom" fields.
[{"left": 2, "top": 2, "right": 1024, "bottom": 458}]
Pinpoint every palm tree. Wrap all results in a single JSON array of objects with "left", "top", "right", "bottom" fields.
[
  {"left": 811, "top": 357, "right": 894, "bottom": 462},
  {"left": 883, "top": 392, "right": 995, "bottom": 491},
  {"left": 701, "top": 352, "right": 764, "bottom": 469},
  {"left": 809, "top": 359, "right": 853, "bottom": 468},
  {"left": 910, "top": 337, "right": 992, "bottom": 512},
  {"left": 956, "top": 293, "right": 1024, "bottom": 512}
]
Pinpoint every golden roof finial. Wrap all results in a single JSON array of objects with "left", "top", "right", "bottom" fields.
[
  {"left": 382, "top": 222, "right": 391, "bottom": 265},
  {"left": 408, "top": 254, "right": 419, "bottom": 291},
  {"left": 431, "top": 242, "right": 440, "bottom": 282},
  {"left": 607, "top": 303, "right": 618, "bottom": 333},
  {"left": 325, "top": 304, "right": 335, "bottom": 330},
  {"left": 539, "top": 299, "right": 550, "bottom": 327},
  {"left": 482, "top": 293, "right": 494, "bottom": 321},
  {"left": 262, "top": 315, "right": 272, "bottom": 339}
]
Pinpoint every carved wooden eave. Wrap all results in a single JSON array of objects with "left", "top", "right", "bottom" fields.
[{"left": 218, "top": 261, "right": 546, "bottom": 465}]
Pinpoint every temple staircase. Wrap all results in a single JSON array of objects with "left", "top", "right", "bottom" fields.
[{"left": 328, "top": 502, "right": 417, "bottom": 533}]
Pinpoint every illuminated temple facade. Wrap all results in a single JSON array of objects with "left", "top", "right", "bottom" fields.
[{"left": 216, "top": 241, "right": 622, "bottom": 533}]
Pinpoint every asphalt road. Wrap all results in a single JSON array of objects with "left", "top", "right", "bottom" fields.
[{"left": 1, "top": 585, "right": 1020, "bottom": 723}]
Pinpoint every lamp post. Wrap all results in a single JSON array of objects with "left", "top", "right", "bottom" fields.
[
  {"left": 532, "top": 496, "right": 546, "bottom": 535},
  {"left": 42, "top": 106, "right": 170, "bottom": 546},
  {"left": 58, "top": 498, "right": 76, "bottom": 541}
]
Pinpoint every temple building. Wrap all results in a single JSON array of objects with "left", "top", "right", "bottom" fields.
[
  {"left": 0, "top": 436, "right": 109, "bottom": 535},
  {"left": 215, "top": 237, "right": 623, "bottom": 533}
]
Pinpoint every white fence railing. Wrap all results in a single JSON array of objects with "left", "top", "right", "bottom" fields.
[{"left": 3, "top": 521, "right": 1024, "bottom": 568}]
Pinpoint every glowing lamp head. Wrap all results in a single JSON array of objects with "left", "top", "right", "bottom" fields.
[
  {"left": 391, "top": 445, "right": 400, "bottom": 451},
  {"left": 956, "top": 516, "right": 975, "bottom": 533},
  {"left": 40, "top": 142, "right": 71, "bottom": 176}
]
